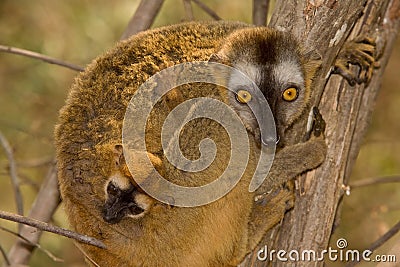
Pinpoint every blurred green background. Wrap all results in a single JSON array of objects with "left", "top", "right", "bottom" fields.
[{"left": 0, "top": 1, "right": 398, "bottom": 266}]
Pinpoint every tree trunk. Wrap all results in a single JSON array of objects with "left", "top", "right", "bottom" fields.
[{"left": 241, "top": 0, "right": 400, "bottom": 266}]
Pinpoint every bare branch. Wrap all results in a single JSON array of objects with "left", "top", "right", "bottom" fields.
[
  {"left": 345, "top": 219, "right": 400, "bottom": 267},
  {"left": 0, "top": 45, "right": 84, "bottom": 72},
  {"left": 183, "top": 0, "right": 194, "bottom": 21},
  {"left": 367, "top": 220, "right": 400, "bottom": 254},
  {"left": 0, "top": 132, "right": 23, "bottom": 230},
  {"left": 252, "top": 0, "right": 270, "bottom": 26},
  {"left": 191, "top": 0, "right": 222, "bottom": 20},
  {"left": 120, "top": 0, "right": 165, "bottom": 40},
  {"left": 349, "top": 175, "right": 400, "bottom": 189},
  {"left": 0, "top": 226, "right": 63, "bottom": 263},
  {"left": 7, "top": 163, "right": 61, "bottom": 265},
  {"left": 0, "top": 210, "right": 106, "bottom": 249},
  {"left": 376, "top": 237, "right": 400, "bottom": 267}
]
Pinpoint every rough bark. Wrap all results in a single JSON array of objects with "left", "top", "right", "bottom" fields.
[{"left": 241, "top": 0, "right": 400, "bottom": 266}]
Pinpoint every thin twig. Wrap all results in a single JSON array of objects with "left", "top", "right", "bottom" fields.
[
  {"left": 0, "top": 132, "right": 24, "bottom": 231},
  {"left": 376, "top": 237, "right": 400, "bottom": 267},
  {"left": 367, "top": 220, "right": 400, "bottom": 252},
  {"left": 0, "top": 45, "right": 84, "bottom": 72},
  {"left": 0, "top": 226, "right": 63, "bottom": 263},
  {"left": 191, "top": 0, "right": 222, "bottom": 20},
  {"left": 0, "top": 210, "right": 106, "bottom": 249},
  {"left": 252, "top": 0, "right": 270, "bottom": 25},
  {"left": 120, "top": 0, "right": 165, "bottom": 40},
  {"left": 0, "top": 244, "right": 10, "bottom": 266},
  {"left": 345, "top": 220, "right": 400, "bottom": 267},
  {"left": 183, "top": 0, "right": 194, "bottom": 21},
  {"left": 349, "top": 175, "right": 400, "bottom": 189},
  {"left": 6, "top": 163, "right": 61, "bottom": 265}
]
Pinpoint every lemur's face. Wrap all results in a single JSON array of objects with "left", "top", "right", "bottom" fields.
[
  {"left": 102, "top": 173, "right": 154, "bottom": 224},
  {"left": 212, "top": 28, "right": 308, "bottom": 145}
]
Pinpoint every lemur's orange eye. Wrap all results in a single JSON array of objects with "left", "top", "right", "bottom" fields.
[
  {"left": 236, "top": 90, "right": 252, "bottom": 104},
  {"left": 282, "top": 87, "right": 298, "bottom": 102}
]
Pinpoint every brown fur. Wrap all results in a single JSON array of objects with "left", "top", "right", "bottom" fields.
[{"left": 55, "top": 21, "right": 326, "bottom": 266}]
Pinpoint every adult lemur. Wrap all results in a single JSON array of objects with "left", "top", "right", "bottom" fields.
[{"left": 55, "top": 21, "right": 376, "bottom": 266}]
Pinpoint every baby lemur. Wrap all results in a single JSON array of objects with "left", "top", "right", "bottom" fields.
[{"left": 55, "top": 21, "right": 376, "bottom": 266}]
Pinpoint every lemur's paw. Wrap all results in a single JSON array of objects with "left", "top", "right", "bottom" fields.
[{"left": 332, "top": 36, "right": 379, "bottom": 86}]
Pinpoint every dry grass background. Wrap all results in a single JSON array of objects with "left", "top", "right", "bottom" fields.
[{"left": 0, "top": 1, "right": 398, "bottom": 266}]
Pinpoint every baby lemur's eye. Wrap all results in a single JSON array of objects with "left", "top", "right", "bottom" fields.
[
  {"left": 282, "top": 87, "right": 298, "bottom": 102},
  {"left": 107, "top": 183, "right": 119, "bottom": 196},
  {"left": 236, "top": 89, "right": 252, "bottom": 104}
]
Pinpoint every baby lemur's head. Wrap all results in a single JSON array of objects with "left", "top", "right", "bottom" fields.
[
  {"left": 211, "top": 27, "right": 315, "bottom": 146},
  {"left": 102, "top": 145, "right": 155, "bottom": 224},
  {"left": 102, "top": 173, "right": 154, "bottom": 224}
]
